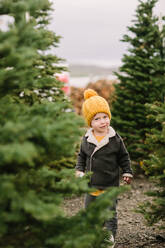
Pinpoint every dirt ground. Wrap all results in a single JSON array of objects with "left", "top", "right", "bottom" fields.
[{"left": 63, "top": 177, "right": 165, "bottom": 248}]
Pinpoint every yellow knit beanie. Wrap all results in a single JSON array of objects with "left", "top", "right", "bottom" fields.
[{"left": 82, "top": 89, "right": 111, "bottom": 126}]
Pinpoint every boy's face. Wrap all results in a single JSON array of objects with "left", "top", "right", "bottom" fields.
[{"left": 91, "top": 112, "right": 110, "bottom": 134}]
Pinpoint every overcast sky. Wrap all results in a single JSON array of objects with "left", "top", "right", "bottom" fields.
[{"left": 50, "top": 0, "right": 165, "bottom": 66}]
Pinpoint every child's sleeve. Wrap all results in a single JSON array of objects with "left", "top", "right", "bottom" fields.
[
  {"left": 118, "top": 137, "right": 133, "bottom": 177},
  {"left": 75, "top": 137, "right": 86, "bottom": 172}
]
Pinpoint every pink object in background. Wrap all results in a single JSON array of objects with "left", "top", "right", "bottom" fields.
[{"left": 56, "top": 73, "right": 70, "bottom": 95}]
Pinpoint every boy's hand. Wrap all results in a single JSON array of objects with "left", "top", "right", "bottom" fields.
[
  {"left": 75, "top": 170, "right": 85, "bottom": 178},
  {"left": 123, "top": 176, "right": 132, "bottom": 184}
]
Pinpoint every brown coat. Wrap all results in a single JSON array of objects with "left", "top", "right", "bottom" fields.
[{"left": 76, "top": 126, "right": 133, "bottom": 189}]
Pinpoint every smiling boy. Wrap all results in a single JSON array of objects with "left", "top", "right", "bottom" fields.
[{"left": 75, "top": 89, "right": 133, "bottom": 247}]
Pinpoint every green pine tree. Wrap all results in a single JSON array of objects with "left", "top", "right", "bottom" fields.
[
  {"left": 111, "top": 0, "right": 165, "bottom": 169},
  {"left": 138, "top": 102, "right": 165, "bottom": 228},
  {"left": 0, "top": 1, "right": 125, "bottom": 247}
]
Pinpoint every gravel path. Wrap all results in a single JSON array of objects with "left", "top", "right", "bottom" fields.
[{"left": 64, "top": 177, "right": 165, "bottom": 248}]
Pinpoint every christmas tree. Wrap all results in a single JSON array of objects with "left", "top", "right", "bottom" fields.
[
  {"left": 111, "top": 0, "right": 165, "bottom": 168},
  {"left": 0, "top": 1, "right": 124, "bottom": 247},
  {"left": 138, "top": 102, "right": 165, "bottom": 228}
]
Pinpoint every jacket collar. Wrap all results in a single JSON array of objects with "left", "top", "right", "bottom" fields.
[{"left": 85, "top": 126, "right": 116, "bottom": 149}]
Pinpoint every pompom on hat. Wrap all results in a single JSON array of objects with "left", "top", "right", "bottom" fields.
[{"left": 82, "top": 89, "right": 111, "bottom": 126}]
